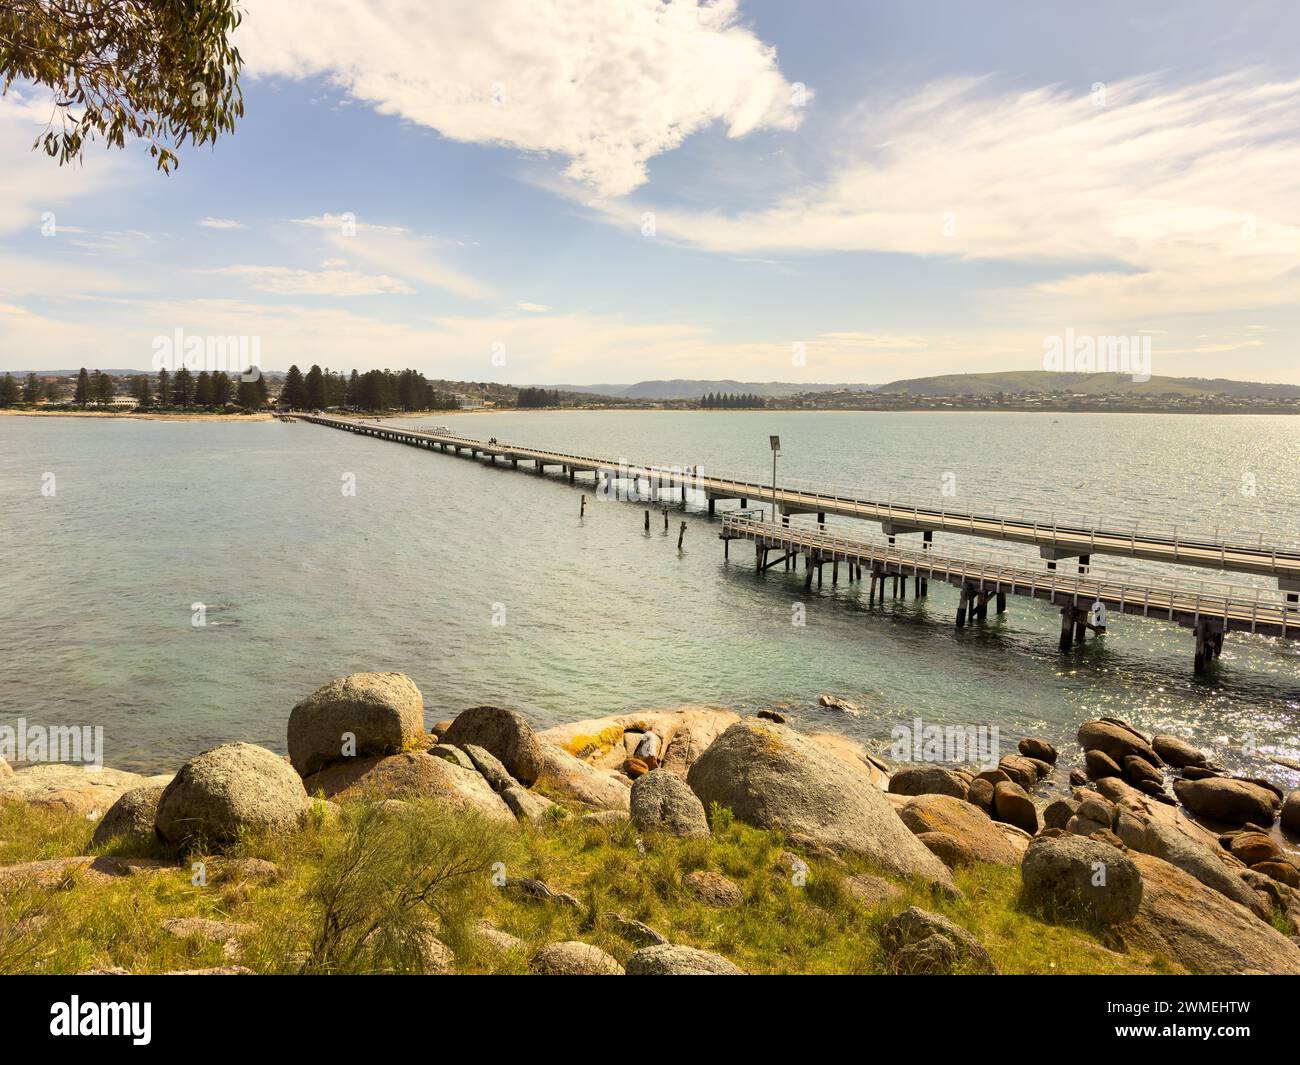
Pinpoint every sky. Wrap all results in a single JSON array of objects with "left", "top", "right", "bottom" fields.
[{"left": 3, "top": 0, "right": 1300, "bottom": 385}]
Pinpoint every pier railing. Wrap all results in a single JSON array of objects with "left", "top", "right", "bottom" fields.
[
  {"left": 302, "top": 416, "right": 1300, "bottom": 582},
  {"left": 720, "top": 515, "right": 1300, "bottom": 636}
]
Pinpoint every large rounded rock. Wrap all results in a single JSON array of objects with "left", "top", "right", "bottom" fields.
[
  {"left": 302, "top": 752, "right": 513, "bottom": 822},
  {"left": 1085, "top": 749, "right": 1122, "bottom": 780},
  {"left": 1152, "top": 734, "right": 1207, "bottom": 769},
  {"left": 1140, "top": 818, "right": 1267, "bottom": 917},
  {"left": 1078, "top": 720, "right": 1160, "bottom": 767},
  {"left": 880, "top": 907, "right": 997, "bottom": 974},
  {"left": 992, "top": 780, "right": 1039, "bottom": 835},
  {"left": 684, "top": 869, "right": 743, "bottom": 907},
  {"left": 0, "top": 764, "right": 162, "bottom": 818},
  {"left": 997, "top": 755, "right": 1039, "bottom": 789},
  {"left": 1118, "top": 852, "right": 1300, "bottom": 974},
  {"left": 887, "top": 766, "right": 968, "bottom": 800},
  {"left": 1021, "top": 834, "right": 1142, "bottom": 924},
  {"left": 685, "top": 721, "right": 957, "bottom": 893},
  {"left": 1018, "top": 737, "right": 1058, "bottom": 764},
  {"left": 155, "top": 743, "right": 309, "bottom": 847},
  {"left": 442, "top": 706, "right": 543, "bottom": 786},
  {"left": 287, "top": 672, "right": 425, "bottom": 778},
  {"left": 91, "top": 782, "right": 168, "bottom": 848},
  {"left": 967, "top": 777, "right": 994, "bottom": 812},
  {"left": 1281, "top": 791, "right": 1300, "bottom": 835},
  {"left": 1123, "top": 755, "right": 1163, "bottom": 789},
  {"left": 916, "top": 831, "right": 976, "bottom": 869},
  {"left": 630, "top": 769, "right": 709, "bottom": 838},
  {"left": 897, "top": 794, "right": 1019, "bottom": 865},
  {"left": 1230, "top": 831, "right": 1282, "bottom": 867},
  {"left": 535, "top": 743, "right": 630, "bottom": 811},
  {"left": 1252, "top": 861, "right": 1300, "bottom": 887},
  {"left": 625, "top": 944, "right": 744, "bottom": 975},
  {"left": 1043, "top": 798, "right": 1078, "bottom": 830},
  {"left": 530, "top": 941, "right": 624, "bottom": 975},
  {"left": 1173, "top": 777, "right": 1279, "bottom": 827}
]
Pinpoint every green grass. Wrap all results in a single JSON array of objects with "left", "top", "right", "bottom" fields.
[{"left": 0, "top": 798, "right": 1174, "bottom": 974}]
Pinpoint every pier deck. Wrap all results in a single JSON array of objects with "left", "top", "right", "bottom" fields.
[
  {"left": 294, "top": 413, "right": 1300, "bottom": 672},
  {"left": 296, "top": 414, "right": 1300, "bottom": 588}
]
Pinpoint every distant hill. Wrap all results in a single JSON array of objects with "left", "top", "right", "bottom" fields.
[
  {"left": 873, "top": 371, "right": 1300, "bottom": 399},
  {"left": 554, "top": 380, "right": 876, "bottom": 400}
]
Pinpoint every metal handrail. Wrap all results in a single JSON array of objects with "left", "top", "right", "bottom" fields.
[
  {"left": 720, "top": 516, "right": 1300, "bottom": 626},
  {"left": 308, "top": 416, "right": 1300, "bottom": 561}
]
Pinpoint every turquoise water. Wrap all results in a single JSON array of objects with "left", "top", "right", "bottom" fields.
[{"left": 1, "top": 410, "right": 1297, "bottom": 783}]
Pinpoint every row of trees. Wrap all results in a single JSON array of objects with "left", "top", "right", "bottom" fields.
[
  {"left": 0, "top": 369, "right": 267, "bottom": 410},
  {"left": 127, "top": 367, "right": 267, "bottom": 409},
  {"left": 700, "top": 392, "right": 768, "bottom": 408},
  {"left": 516, "top": 387, "right": 562, "bottom": 409},
  {"left": 278, "top": 365, "right": 459, "bottom": 412},
  {"left": 0, "top": 372, "right": 67, "bottom": 405}
]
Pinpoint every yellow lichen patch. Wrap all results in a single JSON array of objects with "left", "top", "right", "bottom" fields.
[
  {"left": 563, "top": 726, "right": 625, "bottom": 761},
  {"left": 747, "top": 722, "right": 789, "bottom": 758}
]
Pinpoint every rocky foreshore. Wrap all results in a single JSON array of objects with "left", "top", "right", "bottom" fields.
[{"left": 2, "top": 674, "right": 1299, "bottom": 975}]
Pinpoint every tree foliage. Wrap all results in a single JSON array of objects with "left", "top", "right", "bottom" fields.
[{"left": 0, "top": 0, "right": 245, "bottom": 171}]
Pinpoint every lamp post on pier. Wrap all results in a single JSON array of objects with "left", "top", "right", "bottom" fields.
[{"left": 769, "top": 435, "right": 781, "bottom": 526}]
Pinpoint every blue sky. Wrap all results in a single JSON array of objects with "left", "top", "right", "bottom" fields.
[{"left": 3, "top": 0, "right": 1300, "bottom": 384}]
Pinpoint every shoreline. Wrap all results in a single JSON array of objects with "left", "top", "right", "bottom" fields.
[
  {"left": 2, "top": 671, "right": 1298, "bottom": 976},
  {"left": 0, "top": 408, "right": 275, "bottom": 422},
  {"left": 7, "top": 407, "right": 1299, "bottom": 423}
]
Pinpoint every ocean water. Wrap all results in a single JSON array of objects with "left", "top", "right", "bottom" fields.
[{"left": 1, "top": 410, "right": 1297, "bottom": 785}]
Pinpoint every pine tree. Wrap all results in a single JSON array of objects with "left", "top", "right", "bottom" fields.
[
  {"left": 211, "top": 371, "right": 231, "bottom": 406},
  {"left": 94, "top": 370, "right": 115, "bottom": 405},
  {"left": 304, "top": 364, "right": 325, "bottom": 409},
  {"left": 280, "top": 364, "right": 305, "bottom": 408},
  {"left": 156, "top": 368, "right": 170, "bottom": 408},
  {"left": 134, "top": 374, "right": 153, "bottom": 408},
  {"left": 74, "top": 367, "right": 90, "bottom": 406},
  {"left": 236, "top": 368, "right": 267, "bottom": 409},
  {"left": 0, "top": 374, "right": 18, "bottom": 406},
  {"left": 23, "top": 373, "right": 39, "bottom": 404},
  {"left": 194, "top": 370, "right": 213, "bottom": 407},
  {"left": 171, "top": 367, "right": 194, "bottom": 408}
]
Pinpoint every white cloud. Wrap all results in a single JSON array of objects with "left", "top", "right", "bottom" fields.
[
  {"left": 288, "top": 214, "right": 494, "bottom": 299},
  {"left": 238, "top": 0, "right": 806, "bottom": 196},
  {"left": 594, "top": 72, "right": 1300, "bottom": 322},
  {"left": 211, "top": 264, "right": 413, "bottom": 296},
  {"left": 199, "top": 217, "right": 247, "bottom": 229},
  {"left": 514, "top": 301, "right": 550, "bottom": 313}
]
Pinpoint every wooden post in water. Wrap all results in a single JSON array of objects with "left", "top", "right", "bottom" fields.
[
  {"left": 644, "top": 510, "right": 650, "bottom": 533},
  {"left": 664, "top": 509, "right": 669, "bottom": 531},
  {"left": 1059, "top": 603, "right": 1076, "bottom": 651},
  {"left": 956, "top": 584, "right": 970, "bottom": 628},
  {"left": 678, "top": 521, "right": 687, "bottom": 550},
  {"left": 580, "top": 494, "right": 586, "bottom": 517}
]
